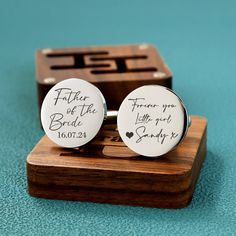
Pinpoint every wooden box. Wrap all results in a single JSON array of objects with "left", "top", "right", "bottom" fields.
[
  {"left": 27, "top": 116, "right": 207, "bottom": 208},
  {"left": 35, "top": 44, "right": 172, "bottom": 111}
]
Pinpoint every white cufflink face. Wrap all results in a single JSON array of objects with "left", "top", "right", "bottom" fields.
[
  {"left": 117, "top": 85, "right": 189, "bottom": 157},
  {"left": 41, "top": 78, "right": 106, "bottom": 148}
]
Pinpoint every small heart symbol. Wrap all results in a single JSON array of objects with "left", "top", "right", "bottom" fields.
[{"left": 126, "top": 132, "right": 134, "bottom": 139}]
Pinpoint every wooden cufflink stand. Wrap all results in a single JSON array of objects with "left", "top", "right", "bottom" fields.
[{"left": 27, "top": 116, "right": 207, "bottom": 208}]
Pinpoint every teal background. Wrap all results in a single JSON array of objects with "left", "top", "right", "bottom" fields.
[{"left": 0, "top": 0, "right": 236, "bottom": 235}]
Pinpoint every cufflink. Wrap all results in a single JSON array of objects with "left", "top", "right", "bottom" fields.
[
  {"left": 41, "top": 78, "right": 107, "bottom": 148},
  {"left": 117, "top": 85, "right": 191, "bottom": 157}
]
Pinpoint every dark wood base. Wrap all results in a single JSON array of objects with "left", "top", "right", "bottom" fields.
[{"left": 27, "top": 116, "right": 207, "bottom": 208}]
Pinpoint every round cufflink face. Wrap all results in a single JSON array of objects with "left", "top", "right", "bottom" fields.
[
  {"left": 117, "top": 85, "right": 188, "bottom": 157},
  {"left": 41, "top": 78, "right": 106, "bottom": 148}
]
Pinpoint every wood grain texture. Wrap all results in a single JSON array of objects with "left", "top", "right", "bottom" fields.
[
  {"left": 27, "top": 116, "right": 207, "bottom": 208},
  {"left": 36, "top": 44, "right": 172, "bottom": 111}
]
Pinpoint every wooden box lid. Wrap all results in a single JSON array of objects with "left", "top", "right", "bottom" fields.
[{"left": 36, "top": 44, "right": 172, "bottom": 111}]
